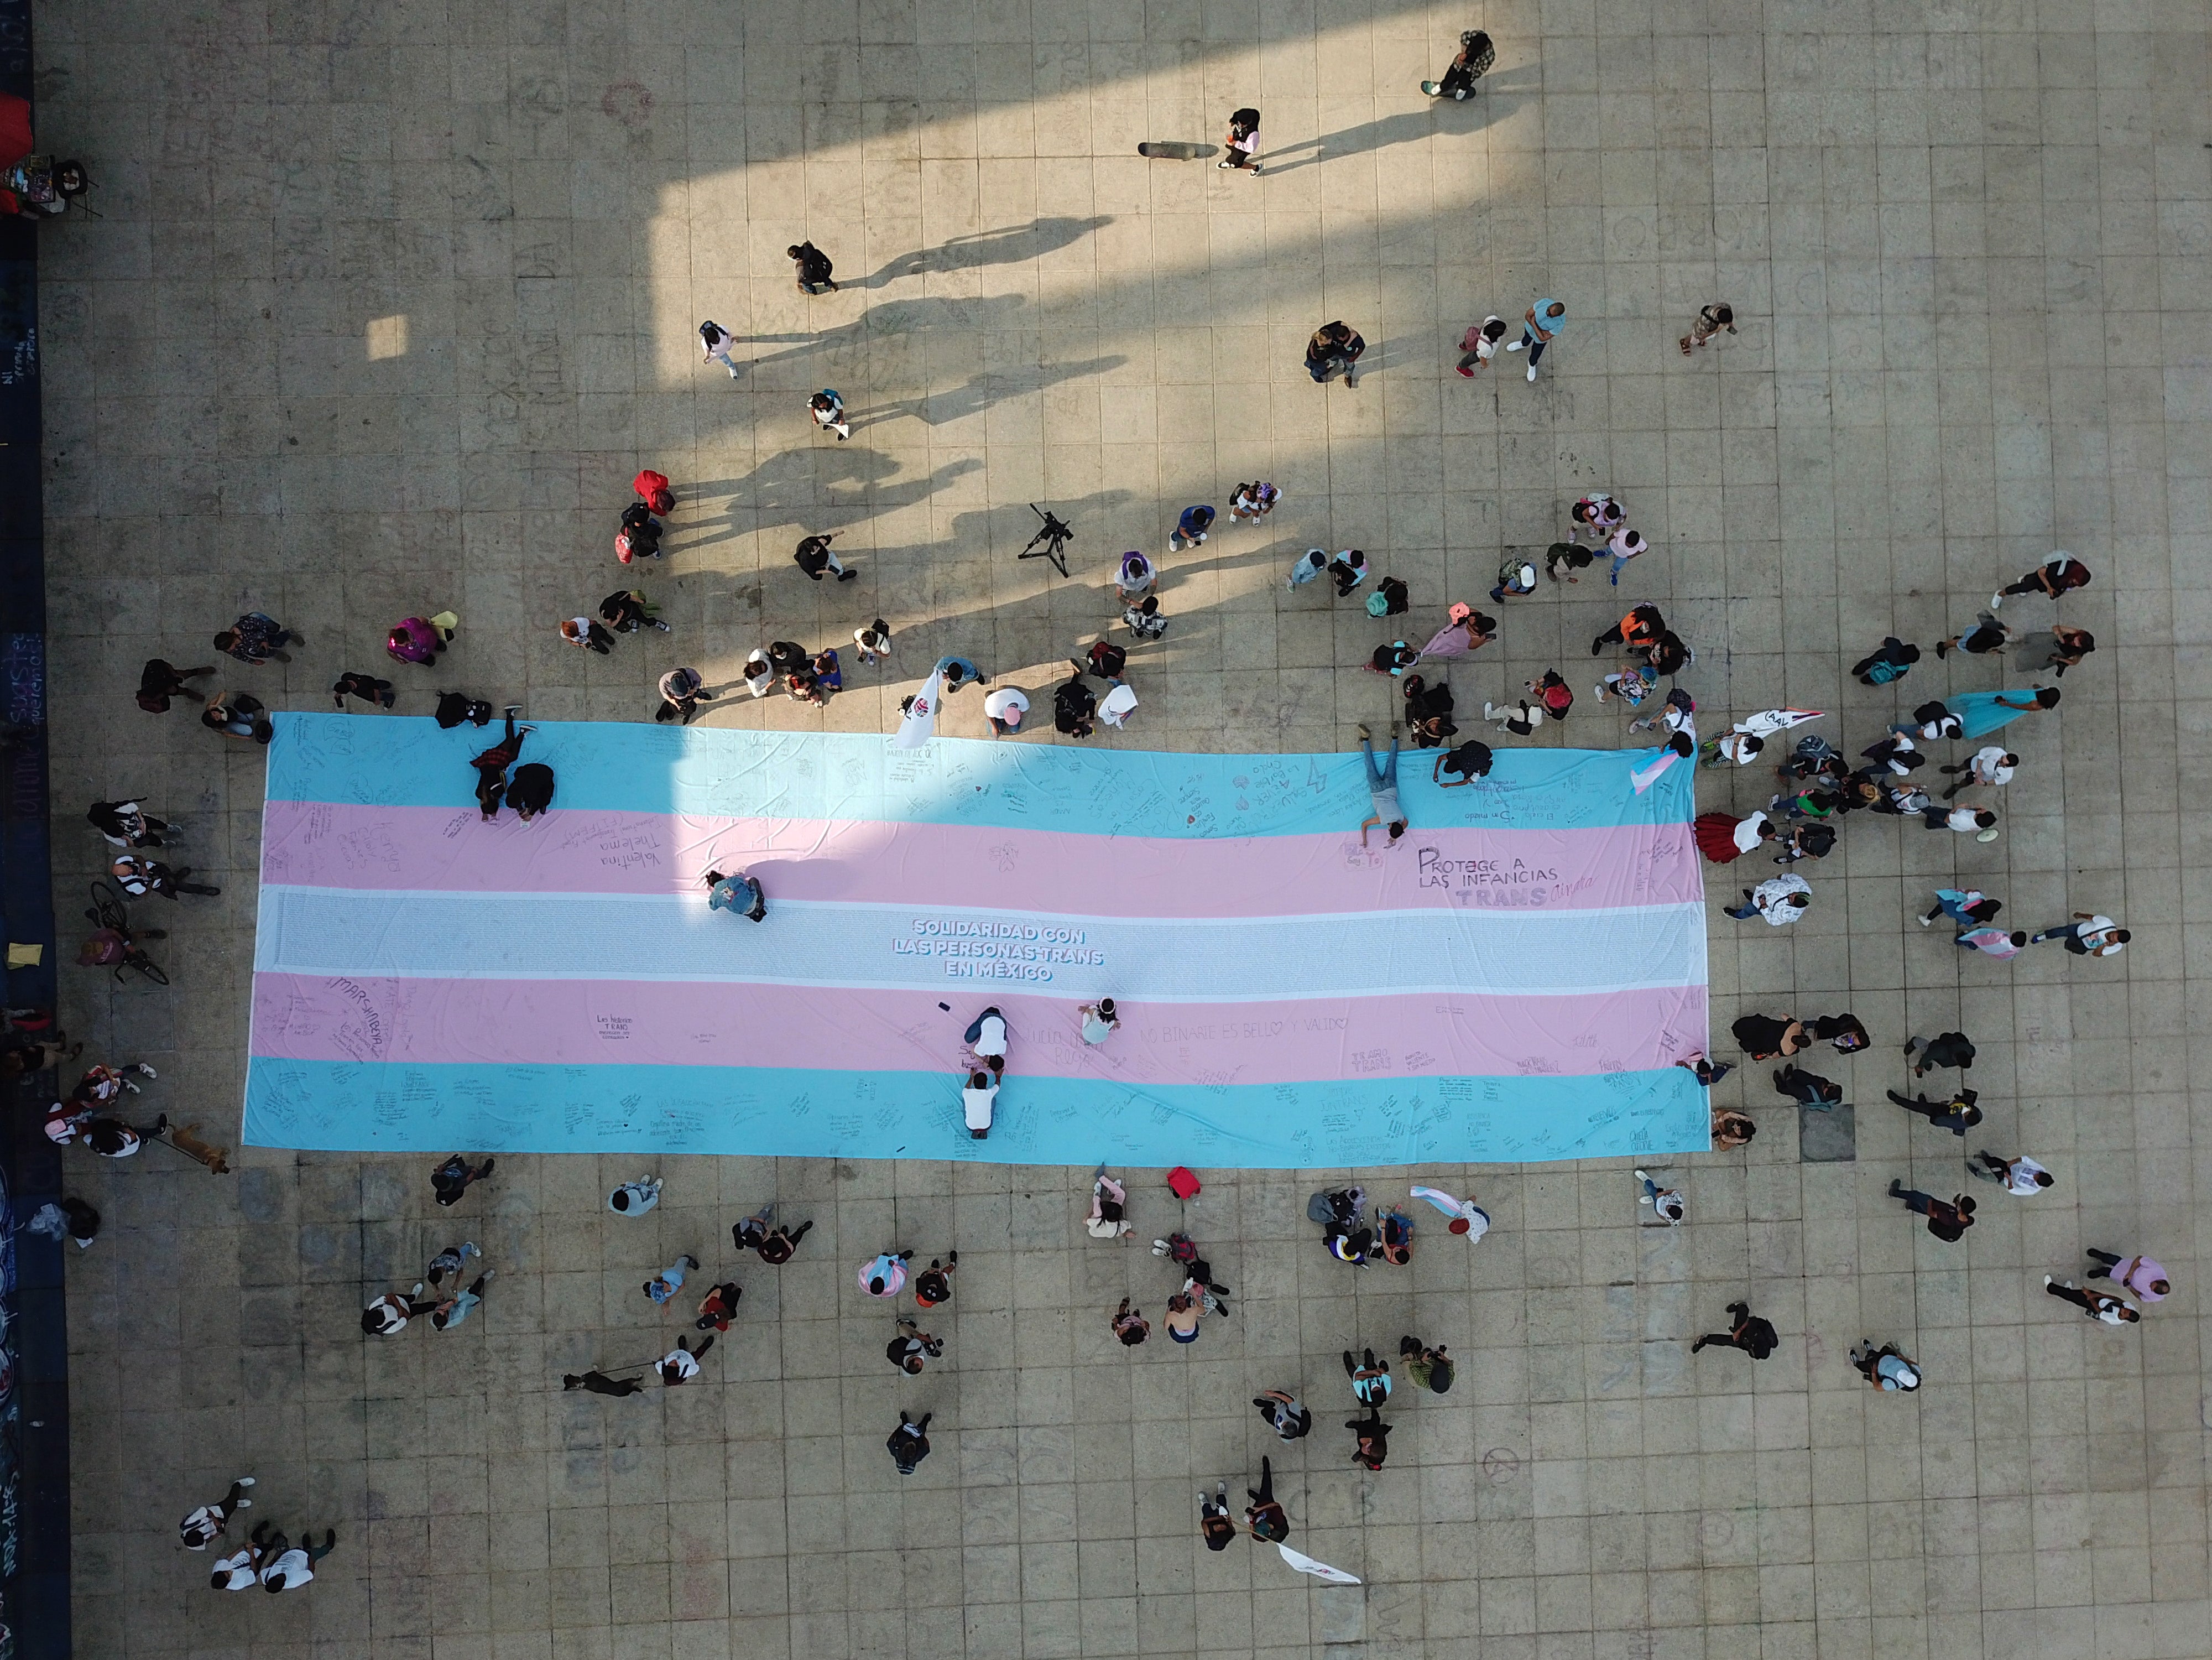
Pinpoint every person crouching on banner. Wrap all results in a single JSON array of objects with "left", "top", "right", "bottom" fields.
[
  {"left": 703, "top": 869, "right": 766, "bottom": 922},
  {"left": 468, "top": 707, "right": 530, "bottom": 820},
  {"left": 962, "top": 1005, "right": 1008, "bottom": 1138}
]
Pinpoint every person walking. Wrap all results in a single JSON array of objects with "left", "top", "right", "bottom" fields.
[
  {"left": 886, "top": 1411, "right": 932, "bottom": 1473},
  {"left": 699, "top": 320, "right": 740, "bottom": 377},
  {"left": 362, "top": 1287, "right": 437, "bottom": 1335},
  {"left": 2043, "top": 1276, "right": 2138, "bottom": 1324},
  {"left": 1111, "top": 1297, "right": 1149, "bottom": 1346},
  {"left": 1850, "top": 636, "right": 1920, "bottom": 686},
  {"left": 1490, "top": 553, "right": 1539, "bottom": 600},
  {"left": 1355, "top": 724, "right": 1407, "bottom": 847},
  {"left": 1992, "top": 552, "right": 2093, "bottom": 607},
  {"left": 1343, "top": 1347, "right": 1393, "bottom": 1406},
  {"left": 210, "top": 1539, "right": 268, "bottom": 1591},
  {"left": 658, "top": 1335, "right": 713, "bottom": 1385},
  {"left": 1253, "top": 1388, "right": 1313, "bottom": 1439},
  {"left": 1121, "top": 595, "right": 1167, "bottom": 640},
  {"left": 853, "top": 619, "right": 893, "bottom": 665},
  {"left": 1218, "top": 106, "right": 1261, "bottom": 171},
  {"left": 809, "top": 389, "right": 851, "bottom": 440},
  {"left": 1690, "top": 1302, "right": 1776, "bottom": 1358},
  {"left": 1680, "top": 302, "right": 1736, "bottom": 355},
  {"left": 1920, "top": 887, "right": 2002, "bottom": 929},
  {"left": 255, "top": 1524, "right": 338, "bottom": 1592},
  {"left": 740, "top": 1205, "right": 813, "bottom": 1264},
  {"left": 1635, "top": 1170, "right": 1684, "bottom": 1224},
  {"left": 794, "top": 531, "right": 858, "bottom": 582},
  {"left": 598, "top": 589, "right": 670, "bottom": 634},
  {"left": 1455, "top": 314, "right": 1507, "bottom": 375},
  {"left": 1887, "top": 1181, "right": 1976, "bottom": 1240},
  {"left": 1772, "top": 1066, "right": 1843, "bottom": 1110},
  {"left": 431, "top": 1154, "right": 494, "bottom": 1207},
  {"left": 180, "top": 1479, "right": 256, "bottom": 1549},
  {"left": 787, "top": 240, "right": 836, "bottom": 293},
  {"left": 1423, "top": 29, "right": 1495, "bottom": 97},
  {"left": 2028, "top": 913, "right": 2128, "bottom": 957},
  {"left": 331, "top": 672, "right": 396, "bottom": 709},
  {"left": 559, "top": 616, "right": 615, "bottom": 654},
  {"left": 1933, "top": 611, "right": 2011, "bottom": 659},
  {"left": 1724, "top": 873, "right": 1811, "bottom": 925},
  {"left": 2011, "top": 636, "right": 2097, "bottom": 691},
  {"left": 109, "top": 852, "right": 220, "bottom": 899},
  {"left": 1604, "top": 527, "right": 1648, "bottom": 586},
  {"left": 1198, "top": 1482, "right": 1239, "bottom": 1550},
  {"left": 1245, "top": 1457, "right": 1291, "bottom": 1538},
  {"left": 137, "top": 658, "right": 216, "bottom": 713},
  {"left": 1950, "top": 686, "right": 2061, "bottom": 738},
  {"left": 1327, "top": 549, "right": 1369, "bottom": 596},
  {"left": 1939, "top": 746, "right": 2016, "bottom": 798},
  {"left": 1903, "top": 1031, "right": 1975, "bottom": 1076},
  {"left": 1504, "top": 298, "right": 1565, "bottom": 382},
  {"left": 913, "top": 1254, "right": 957, "bottom": 1308},
  {"left": 1849, "top": 1342, "right": 1921, "bottom": 1391},
  {"left": 1968, "top": 1151, "right": 2052, "bottom": 1193},
  {"left": 886, "top": 1315, "right": 943, "bottom": 1373},
  {"left": 2084, "top": 1249, "right": 2168, "bottom": 1302},
  {"left": 607, "top": 1176, "right": 662, "bottom": 1215},
  {"left": 1305, "top": 321, "right": 1364, "bottom": 385},
  {"left": 644, "top": 1254, "right": 698, "bottom": 1306},
  {"left": 1729, "top": 1016, "right": 1806, "bottom": 1059},
  {"left": 860, "top": 1248, "right": 915, "bottom": 1298},
  {"left": 1408, "top": 1183, "right": 1490, "bottom": 1238},
  {"left": 1886, "top": 1087, "right": 1981, "bottom": 1135},
  {"left": 212, "top": 612, "right": 297, "bottom": 665},
  {"left": 1954, "top": 924, "right": 2027, "bottom": 958}
]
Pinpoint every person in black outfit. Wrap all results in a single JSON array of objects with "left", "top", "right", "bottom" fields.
[
  {"left": 767, "top": 641, "right": 809, "bottom": 678},
  {"left": 431, "top": 1154, "right": 494, "bottom": 1207},
  {"left": 469, "top": 708, "right": 530, "bottom": 820},
  {"left": 1807, "top": 1012, "right": 1869, "bottom": 1052},
  {"left": 1070, "top": 639, "right": 1128, "bottom": 683},
  {"left": 1903, "top": 1031, "right": 1974, "bottom": 1076},
  {"left": 1691, "top": 1302, "right": 1776, "bottom": 1358},
  {"left": 1198, "top": 1482, "right": 1238, "bottom": 1550},
  {"left": 86, "top": 800, "right": 172, "bottom": 849},
  {"left": 1731, "top": 1013, "right": 1806, "bottom": 1059},
  {"left": 1345, "top": 1407, "right": 1390, "bottom": 1471},
  {"left": 564, "top": 1370, "right": 645, "bottom": 1397},
  {"left": 794, "top": 533, "right": 856, "bottom": 582},
  {"left": 434, "top": 693, "right": 494, "bottom": 729},
  {"left": 1887, "top": 1088, "right": 1980, "bottom": 1135},
  {"left": 1888, "top": 1182, "right": 1975, "bottom": 1240},
  {"left": 507, "top": 764, "right": 555, "bottom": 821},
  {"left": 788, "top": 241, "right": 837, "bottom": 293},
  {"left": 332, "top": 672, "right": 397, "bottom": 710},
  {"left": 1434, "top": 738, "right": 1493, "bottom": 784},
  {"left": 1245, "top": 1455, "right": 1291, "bottom": 1537},
  {"left": 886, "top": 1410, "right": 931, "bottom": 1474},
  {"left": 599, "top": 590, "right": 669, "bottom": 634},
  {"left": 1772, "top": 1066, "right": 1842, "bottom": 1109},
  {"left": 1850, "top": 636, "right": 1920, "bottom": 685},
  {"left": 1053, "top": 674, "right": 1097, "bottom": 738},
  {"left": 137, "top": 659, "right": 215, "bottom": 713}
]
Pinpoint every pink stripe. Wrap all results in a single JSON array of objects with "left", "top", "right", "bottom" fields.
[
  {"left": 259, "top": 802, "right": 1699, "bottom": 918},
  {"left": 250, "top": 975, "right": 1709, "bottom": 1084}
]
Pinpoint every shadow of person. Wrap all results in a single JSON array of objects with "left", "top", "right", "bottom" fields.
[
  {"left": 858, "top": 216, "right": 1115, "bottom": 288},
  {"left": 669, "top": 452, "right": 985, "bottom": 552},
  {"left": 735, "top": 293, "right": 1027, "bottom": 374},
  {"left": 1258, "top": 90, "right": 1525, "bottom": 176},
  {"left": 861, "top": 356, "right": 1127, "bottom": 431}
]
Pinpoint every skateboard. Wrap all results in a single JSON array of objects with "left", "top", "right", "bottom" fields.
[{"left": 1137, "top": 141, "right": 1217, "bottom": 159}]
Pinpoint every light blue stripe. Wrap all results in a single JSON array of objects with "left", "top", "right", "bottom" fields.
[
  {"left": 241, "top": 1058, "right": 1712, "bottom": 1166},
  {"left": 254, "top": 887, "right": 1708, "bottom": 998},
  {"left": 266, "top": 714, "right": 1693, "bottom": 838}
]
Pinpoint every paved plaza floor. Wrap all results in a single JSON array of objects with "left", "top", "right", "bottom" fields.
[{"left": 31, "top": 0, "right": 2212, "bottom": 1654}]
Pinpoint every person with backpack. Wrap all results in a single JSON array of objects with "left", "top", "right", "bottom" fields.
[
  {"left": 616, "top": 500, "right": 662, "bottom": 563},
  {"left": 1366, "top": 575, "right": 1411, "bottom": 618},
  {"left": 1218, "top": 107, "right": 1261, "bottom": 171},
  {"left": 809, "top": 389, "right": 851, "bottom": 440},
  {"left": 1229, "top": 482, "right": 1279, "bottom": 522},
  {"left": 632, "top": 469, "right": 675, "bottom": 514},
  {"left": 1991, "top": 552, "right": 2091, "bottom": 607},
  {"left": 1253, "top": 1388, "right": 1313, "bottom": 1439},
  {"left": 698, "top": 320, "right": 739, "bottom": 377},
  {"left": 1691, "top": 1301, "right": 1776, "bottom": 1360},
  {"left": 1423, "top": 29, "right": 1495, "bottom": 98},
  {"left": 1327, "top": 548, "right": 1369, "bottom": 595},
  {"left": 787, "top": 241, "right": 836, "bottom": 293},
  {"left": 1850, "top": 636, "right": 1920, "bottom": 685},
  {"left": 1456, "top": 313, "right": 1508, "bottom": 375},
  {"left": 1490, "top": 554, "right": 1538, "bottom": 601}
]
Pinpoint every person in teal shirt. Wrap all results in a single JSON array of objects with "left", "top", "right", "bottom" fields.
[
  {"left": 1951, "top": 686, "right": 2060, "bottom": 739},
  {"left": 1506, "top": 298, "right": 1566, "bottom": 381}
]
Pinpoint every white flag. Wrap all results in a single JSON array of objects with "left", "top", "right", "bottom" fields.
[
  {"left": 895, "top": 667, "right": 944, "bottom": 750},
  {"left": 1276, "top": 1543, "right": 1361, "bottom": 1584}
]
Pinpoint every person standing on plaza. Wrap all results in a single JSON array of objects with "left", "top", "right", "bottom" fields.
[
  {"left": 2013, "top": 623, "right": 2095, "bottom": 677},
  {"left": 255, "top": 1524, "right": 337, "bottom": 1592},
  {"left": 607, "top": 1176, "right": 660, "bottom": 1214},
  {"left": 1169, "top": 504, "right": 1215, "bottom": 550},
  {"left": 1504, "top": 297, "right": 1565, "bottom": 382},
  {"left": 331, "top": 671, "right": 395, "bottom": 709},
  {"left": 1345, "top": 1407, "right": 1391, "bottom": 1471},
  {"left": 432, "top": 1154, "right": 494, "bottom": 1207},
  {"left": 1246, "top": 1458, "right": 1292, "bottom": 1538},
  {"left": 2043, "top": 1277, "right": 2138, "bottom": 1324},
  {"left": 699, "top": 320, "right": 740, "bottom": 377},
  {"left": 2028, "top": 913, "right": 2128, "bottom": 957},
  {"left": 788, "top": 241, "right": 836, "bottom": 293},
  {"left": 1938, "top": 746, "right": 2016, "bottom": 798},
  {"left": 137, "top": 658, "right": 216, "bottom": 713},
  {"left": 1681, "top": 302, "right": 1735, "bottom": 356},
  {"left": 860, "top": 1248, "right": 915, "bottom": 1298},
  {"left": 1968, "top": 1151, "right": 2053, "bottom": 1194},
  {"left": 1305, "top": 321, "right": 1364, "bottom": 385},
  {"left": 794, "top": 530, "right": 858, "bottom": 582},
  {"left": 1254, "top": 1388, "right": 1313, "bottom": 1439},
  {"left": 887, "top": 1411, "right": 932, "bottom": 1473},
  {"left": 1903, "top": 1030, "right": 1975, "bottom": 1077},
  {"left": 1991, "top": 552, "right": 2091, "bottom": 607},
  {"left": 1423, "top": 29, "right": 1494, "bottom": 98},
  {"left": 810, "top": 389, "right": 851, "bottom": 440},
  {"left": 1935, "top": 611, "right": 2011, "bottom": 660},
  {"left": 886, "top": 1315, "right": 943, "bottom": 1373},
  {"left": 1691, "top": 1302, "right": 1776, "bottom": 1359},
  {"left": 1327, "top": 549, "right": 1369, "bottom": 596},
  {"left": 1887, "top": 1180, "right": 1976, "bottom": 1240},
  {"left": 853, "top": 619, "right": 893, "bottom": 666},
  {"left": 655, "top": 667, "right": 711, "bottom": 725},
  {"left": 1724, "top": 872, "right": 1811, "bottom": 924},
  {"left": 659, "top": 1335, "right": 713, "bottom": 1385},
  {"left": 2084, "top": 1248, "right": 2168, "bottom": 1302},
  {"left": 1198, "top": 1482, "right": 1239, "bottom": 1549},
  {"left": 1851, "top": 636, "right": 1920, "bottom": 686}
]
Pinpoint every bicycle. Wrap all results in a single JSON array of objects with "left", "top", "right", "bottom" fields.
[{"left": 80, "top": 881, "right": 169, "bottom": 985}]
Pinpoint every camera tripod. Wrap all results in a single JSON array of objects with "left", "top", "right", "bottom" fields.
[{"left": 1018, "top": 503, "right": 1073, "bottom": 579}]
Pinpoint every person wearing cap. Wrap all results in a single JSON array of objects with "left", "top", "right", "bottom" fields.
[
  {"left": 703, "top": 869, "right": 766, "bottom": 922},
  {"left": 983, "top": 685, "right": 1029, "bottom": 736}
]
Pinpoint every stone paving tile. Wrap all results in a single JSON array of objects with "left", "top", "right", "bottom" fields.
[{"left": 27, "top": 0, "right": 2212, "bottom": 1655}]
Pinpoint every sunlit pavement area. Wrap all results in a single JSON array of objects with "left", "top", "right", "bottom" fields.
[{"left": 32, "top": 0, "right": 2212, "bottom": 1655}]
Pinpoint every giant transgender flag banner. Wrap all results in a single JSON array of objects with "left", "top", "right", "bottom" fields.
[{"left": 244, "top": 715, "right": 1710, "bottom": 1167}]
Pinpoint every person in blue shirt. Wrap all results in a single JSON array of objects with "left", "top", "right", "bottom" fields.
[
  {"left": 703, "top": 868, "right": 766, "bottom": 922},
  {"left": 1505, "top": 298, "right": 1565, "bottom": 381},
  {"left": 1170, "top": 504, "right": 1215, "bottom": 549}
]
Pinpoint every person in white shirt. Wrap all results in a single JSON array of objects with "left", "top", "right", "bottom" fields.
[
  {"left": 1114, "top": 551, "right": 1156, "bottom": 602},
  {"left": 1408, "top": 1184, "right": 1490, "bottom": 1239},
  {"left": 658, "top": 1335, "right": 712, "bottom": 1385},
  {"left": 1725, "top": 873, "right": 1811, "bottom": 924},
  {"left": 210, "top": 1544, "right": 264, "bottom": 1591},
  {"left": 1699, "top": 729, "right": 1764, "bottom": 766},
  {"left": 1078, "top": 1000, "right": 1119, "bottom": 1045},
  {"left": 1921, "top": 804, "right": 1997, "bottom": 837},
  {"left": 1968, "top": 1151, "right": 2053, "bottom": 1194},
  {"left": 741, "top": 649, "right": 775, "bottom": 698},
  {"left": 255, "top": 1524, "right": 336, "bottom": 1592},
  {"left": 2030, "top": 913, "right": 2128, "bottom": 956},
  {"left": 1455, "top": 315, "right": 1506, "bottom": 376},
  {"left": 961, "top": 1070, "right": 999, "bottom": 1138},
  {"left": 982, "top": 686, "right": 1029, "bottom": 736},
  {"left": 2044, "top": 1276, "right": 2138, "bottom": 1324},
  {"left": 1635, "top": 1169, "right": 1684, "bottom": 1224},
  {"left": 698, "top": 320, "right": 739, "bottom": 377},
  {"left": 1939, "top": 746, "right": 2017, "bottom": 799},
  {"left": 180, "top": 1478, "right": 254, "bottom": 1549}
]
